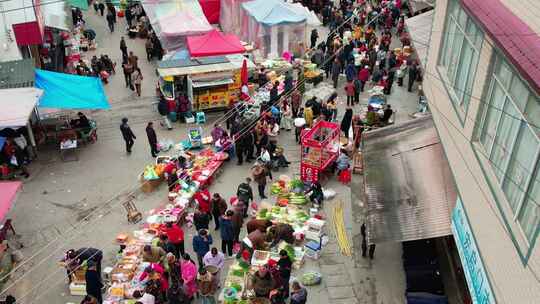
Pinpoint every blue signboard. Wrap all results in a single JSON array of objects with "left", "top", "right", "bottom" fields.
[{"left": 451, "top": 198, "right": 496, "bottom": 304}]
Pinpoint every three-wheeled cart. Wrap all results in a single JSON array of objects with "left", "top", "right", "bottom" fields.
[{"left": 300, "top": 120, "right": 341, "bottom": 183}]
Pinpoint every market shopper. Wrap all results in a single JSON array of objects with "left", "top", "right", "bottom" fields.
[
  {"left": 192, "top": 229, "right": 213, "bottom": 269},
  {"left": 340, "top": 107, "right": 353, "bottom": 138},
  {"left": 193, "top": 186, "right": 211, "bottom": 215},
  {"left": 211, "top": 193, "right": 227, "bottom": 230},
  {"left": 132, "top": 67, "right": 143, "bottom": 97},
  {"left": 193, "top": 209, "right": 211, "bottom": 231},
  {"left": 106, "top": 10, "right": 115, "bottom": 33},
  {"left": 197, "top": 268, "right": 217, "bottom": 303},
  {"left": 236, "top": 178, "right": 254, "bottom": 217},
  {"left": 181, "top": 254, "right": 198, "bottom": 300},
  {"left": 122, "top": 61, "right": 134, "bottom": 89},
  {"left": 331, "top": 58, "right": 341, "bottom": 89},
  {"left": 290, "top": 281, "right": 308, "bottom": 304},
  {"left": 163, "top": 221, "right": 185, "bottom": 259},
  {"left": 220, "top": 210, "right": 235, "bottom": 255},
  {"left": 345, "top": 80, "right": 355, "bottom": 106},
  {"left": 145, "top": 122, "right": 158, "bottom": 157},
  {"left": 85, "top": 261, "right": 103, "bottom": 303},
  {"left": 203, "top": 247, "right": 225, "bottom": 289},
  {"left": 277, "top": 249, "right": 293, "bottom": 297},
  {"left": 252, "top": 163, "right": 269, "bottom": 199},
  {"left": 310, "top": 29, "right": 319, "bottom": 49},
  {"left": 119, "top": 36, "right": 128, "bottom": 62}
]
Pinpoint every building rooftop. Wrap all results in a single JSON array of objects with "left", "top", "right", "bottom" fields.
[{"left": 0, "top": 59, "right": 35, "bottom": 89}]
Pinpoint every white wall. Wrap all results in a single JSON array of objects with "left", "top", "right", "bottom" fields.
[{"left": 423, "top": 0, "right": 540, "bottom": 302}]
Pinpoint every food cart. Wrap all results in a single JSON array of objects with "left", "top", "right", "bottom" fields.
[
  {"left": 157, "top": 54, "right": 255, "bottom": 111},
  {"left": 300, "top": 120, "right": 340, "bottom": 183}
]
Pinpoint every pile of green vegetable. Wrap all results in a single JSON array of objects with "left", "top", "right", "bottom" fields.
[{"left": 289, "top": 193, "right": 307, "bottom": 205}]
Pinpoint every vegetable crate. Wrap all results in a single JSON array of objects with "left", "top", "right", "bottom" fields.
[{"left": 300, "top": 120, "right": 340, "bottom": 183}]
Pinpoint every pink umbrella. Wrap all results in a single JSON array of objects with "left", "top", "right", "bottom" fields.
[
  {"left": 0, "top": 181, "right": 22, "bottom": 222},
  {"left": 240, "top": 59, "right": 249, "bottom": 101}
]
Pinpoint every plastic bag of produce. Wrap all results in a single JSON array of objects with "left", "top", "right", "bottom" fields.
[
  {"left": 323, "top": 188, "right": 336, "bottom": 199},
  {"left": 301, "top": 271, "right": 322, "bottom": 286}
]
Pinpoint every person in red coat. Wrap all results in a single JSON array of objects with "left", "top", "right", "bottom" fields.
[
  {"left": 358, "top": 66, "right": 370, "bottom": 93},
  {"left": 193, "top": 188, "right": 211, "bottom": 215},
  {"left": 162, "top": 222, "right": 185, "bottom": 258}
]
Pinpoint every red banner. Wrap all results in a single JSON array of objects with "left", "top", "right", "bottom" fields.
[{"left": 300, "top": 163, "right": 319, "bottom": 183}]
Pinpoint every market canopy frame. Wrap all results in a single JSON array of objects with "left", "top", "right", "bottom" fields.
[{"left": 35, "top": 69, "right": 110, "bottom": 110}]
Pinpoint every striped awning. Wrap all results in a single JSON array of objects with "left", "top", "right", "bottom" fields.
[{"left": 363, "top": 115, "right": 457, "bottom": 244}]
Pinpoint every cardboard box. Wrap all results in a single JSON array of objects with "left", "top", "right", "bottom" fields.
[{"left": 69, "top": 282, "right": 86, "bottom": 296}]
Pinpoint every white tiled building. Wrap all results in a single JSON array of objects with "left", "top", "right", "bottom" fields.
[{"left": 421, "top": 0, "right": 540, "bottom": 302}]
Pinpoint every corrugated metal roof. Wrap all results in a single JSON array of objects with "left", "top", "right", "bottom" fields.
[
  {"left": 462, "top": 0, "right": 540, "bottom": 93},
  {"left": 0, "top": 59, "right": 35, "bottom": 89},
  {"left": 363, "top": 115, "right": 457, "bottom": 244}
]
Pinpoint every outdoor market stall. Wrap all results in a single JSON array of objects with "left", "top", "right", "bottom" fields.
[
  {"left": 218, "top": 174, "right": 327, "bottom": 303},
  {"left": 0, "top": 181, "right": 22, "bottom": 290},
  {"left": 157, "top": 54, "right": 256, "bottom": 111},
  {"left": 33, "top": 69, "right": 109, "bottom": 157},
  {"left": 142, "top": 0, "right": 213, "bottom": 51},
  {"left": 0, "top": 87, "right": 43, "bottom": 148},
  {"left": 300, "top": 121, "right": 341, "bottom": 183},
  {"left": 240, "top": 0, "right": 307, "bottom": 58}
]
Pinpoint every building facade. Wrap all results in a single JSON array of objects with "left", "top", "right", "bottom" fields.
[{"left": 423, "top": 0, "right": 540, "bottom": 302}]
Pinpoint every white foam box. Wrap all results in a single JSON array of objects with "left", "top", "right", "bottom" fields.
[{"left": 69, "top": 282, "right": 86, "bottom": 296}]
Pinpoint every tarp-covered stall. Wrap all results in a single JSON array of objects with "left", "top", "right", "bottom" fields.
[
  {"left": 0, "top": 88, "right": 43, "bottom": 128},
  {"left": 220, "top": 0, "right": 250, "bottom": 35},
  {"left": 0, "top": 182, "right": 22, "bottom": 222},
  {"left": 187, "top": 29, "right": 245, "bottom": 57},
  {"left": 143, "top": 0, "right": 212, "bottom": 51},
  {"left": 35, "top": 69, "right": 110, "bottom": 110},
  {"left": 363, "top": 115, "right": 457, "bottom": 244},
  {"left": 240, "top": 0, "right": 307, "bottom": 58},
  {"left": 199, "top": 0, "right": 221, "bottom": 24}
]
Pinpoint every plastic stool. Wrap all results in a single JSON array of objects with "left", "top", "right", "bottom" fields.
[{"left": 196, "top": 112, "right": 206, "bottom": 124}]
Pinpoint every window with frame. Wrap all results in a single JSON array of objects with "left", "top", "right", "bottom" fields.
[
  {"left": 477, "top": 53, "right": 540, "bottom": 244},
  {"left": 438, "top": 0, "right": 483, "bottom": 115}
]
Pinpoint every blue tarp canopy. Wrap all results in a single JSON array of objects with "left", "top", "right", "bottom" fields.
[
  {"left": 35, "top": 69, "right": 110, "bottom": 110},
  {"left": 242, "top": 0, "right": 306, "bottom": 26}
]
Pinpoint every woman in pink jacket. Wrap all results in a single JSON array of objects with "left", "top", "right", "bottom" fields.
[{"left": 181, "top": 254, "right": 198, "bottom": 299}]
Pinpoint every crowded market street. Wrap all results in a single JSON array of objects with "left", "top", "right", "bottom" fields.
[{"left": 1, "top": 1, "right": 425, "bottom": 304}]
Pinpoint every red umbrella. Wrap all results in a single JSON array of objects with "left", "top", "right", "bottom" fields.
[{"left": 240, "top": 58, "right": 249, "bottom": 101}]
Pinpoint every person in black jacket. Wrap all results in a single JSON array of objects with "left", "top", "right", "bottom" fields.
[
  {"left": 85, "top": 261, "right": 103, "bottom": 303},
  {"left": 145, "top": 122, "right": 159, "bottom": 157},
  {"left": 237, "top": 178, "right": 254, "bottom": 217},
  {"left": 66, "top": 247, "right": 104, "bottom": 276},
  {"left": 120, "top": 118, "right": 136, "bottom": 153}
]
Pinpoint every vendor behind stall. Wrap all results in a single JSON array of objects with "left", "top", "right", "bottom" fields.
[
  {"left": 70, "top": 112, "right": 91, "bottom": 128},
  {"left": 268, "top": 223, "right": 295, "bottom": 247},
  {"left": 251, "top": 266, "right": 275, "bottom": 298},
  {"left": 247, "top": 218, "right": 273, "bottom": 234},
  {"left": 238, "top": 228, "right": 268, "bottom": 261}
]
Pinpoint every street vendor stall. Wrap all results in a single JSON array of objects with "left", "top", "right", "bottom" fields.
[
  {"left": 142, "top": 0, "right": 213, "bottom": 51},
  {"left": 300, "top": 120, "right": 341, "bottom": 183},
  {"left": 157, "top": 54, "right": 256, "bottom": 111},
  {"left": 240, "top": 0, "right": 307, "bottom": 58},
  {"left": 0, "top": 181, "right": 22, "bottom": 290}
]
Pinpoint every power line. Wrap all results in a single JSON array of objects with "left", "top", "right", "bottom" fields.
[{"left": 0, "top": 3, "right": 370, "bottom": 297}]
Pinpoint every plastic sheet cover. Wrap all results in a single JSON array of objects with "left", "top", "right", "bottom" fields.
[
  {"left": 35, "top": 69, "right": 110, "bottom": 110},
  {"left": 143, "top": 0, "right": 212, "bottom": 51},
  {"left": 238, "top": 0, "right": 307, "bottom": 57}
]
